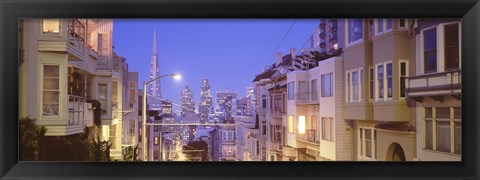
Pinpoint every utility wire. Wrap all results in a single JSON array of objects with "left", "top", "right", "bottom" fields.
[{"left": 262, "top": 19, "right": 297, "bottom": 70}]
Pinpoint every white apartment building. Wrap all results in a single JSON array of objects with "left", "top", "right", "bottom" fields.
[{"left": 19, "top": 19, "right": 136, "bottom": 160}]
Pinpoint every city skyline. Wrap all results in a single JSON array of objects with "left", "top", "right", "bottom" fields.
[{"left": 113, "top": 19, "right": 319, "bottom": 110}]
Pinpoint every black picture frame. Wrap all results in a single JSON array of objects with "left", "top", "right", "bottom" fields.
[{"left": 1, "top": 0, "right": 479, "bottom": 179}]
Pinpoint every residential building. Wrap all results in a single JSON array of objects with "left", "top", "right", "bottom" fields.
[
  {"left": 234, "top": 115, "right": 261, "bottom": 161},
  {"left": 408, "top": 19, "right": 461, "bottom": 161},
  {"left": 19, "top": 19, "right": 132, "bottom": 160},
  {"left": 216, "top": 90, "right": 238, "bottom": 123},
  {"left": 212, "top": 125, "right": 236, "bottom": 161},
  {"left": 318, "top": 18, "right": 346, "bottom": 54}
]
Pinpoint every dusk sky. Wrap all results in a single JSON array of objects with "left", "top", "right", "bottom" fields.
[{"left": 112, "top": 19, "right": 319, "bottom": 111}]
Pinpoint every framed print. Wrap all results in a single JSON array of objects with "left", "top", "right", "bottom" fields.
[{"left": 1, "top": 0, "right": 479, "bottom": 180}]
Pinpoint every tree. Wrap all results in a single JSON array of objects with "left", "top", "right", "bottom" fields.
[
  {"left": 92, "top": 135, "right": 112, "bottom": 161},
  {"left": 19, "top": 117, "right": 46, "bottom": 161},
  {"left": 122, "top": 144, "right": 140, "bottom": 161},
  {"left": 183, "top": 140, "right": 208, "bottom": 161}
]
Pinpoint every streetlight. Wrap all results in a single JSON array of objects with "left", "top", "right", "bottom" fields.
[{"left": 142, "top": 73, "right": 180, "bottom": 161}]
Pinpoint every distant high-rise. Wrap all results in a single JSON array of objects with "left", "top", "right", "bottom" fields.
[
  {"left": 198, "top": 79, "right": 213, "bottom": 124},
  {"left": 245, "top": 86, "right": 256, "bottom": 116},
  {"left": 148, "top": 28, "right": 162, "bottom": 111},
  {"left": 180, "top": 85, "right": 197, "bottom": 144},
  {"left": 216, "top": 90, "right": 237, "bottom": 123}
]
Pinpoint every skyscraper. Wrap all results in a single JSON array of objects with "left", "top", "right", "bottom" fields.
[
  {"left": 148, "top": 28, "right": 162, "bottom": 111},
  {"left": 245, "top": 86, "right": 256, "bottom": 116},
  {"left": 180, "top": 85, "right": 197, "bottom": 144},
  {"left": 198, "top": 79, "right": 213, "bottom": 124}
]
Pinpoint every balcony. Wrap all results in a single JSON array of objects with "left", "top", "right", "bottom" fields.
[
  {"left": 405, "top": 70, "right": 461, "bottom": 101},
  {"left": 68, "top": 95, "right": 86, "bottom": 125},
  {"left": 297, "top": 129, "right": 320, "bottom": 145},
  {"left": 295, "top": 92, "right": 319, "bottom": 105}
]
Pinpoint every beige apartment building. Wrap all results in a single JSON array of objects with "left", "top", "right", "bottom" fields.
[
  {"left": 19, "top": 19, "right": 138, "bottom": 160},
  {"left": 408, "top": 19, "right": 461, "bottom": 161}
]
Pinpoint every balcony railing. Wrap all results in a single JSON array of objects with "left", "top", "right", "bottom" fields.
[
  {"left": 405, "top": 70, "right": 461, "bottom": 98},
  {"left": 68, "top": 95, "right": 85, "bottom": 125},
  {"left": 307, "top": 129, "right": 319, "bottom": 144},
  {"left": 112, "top": 101, "right": 119, "bottom": 119},
  {"left": 271, "top": 107, "right": 285, "bottom": 119},
  {"left": 295, "top": 92, "right": 319, "bottom": 104}
]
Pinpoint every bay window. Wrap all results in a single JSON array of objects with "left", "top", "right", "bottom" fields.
[
  {"left": 444, "top": 23, "right": 460, "bottom": 70},
  {"left": 348, "top": 19, "right": 363, "bottom": 44},
  {"left": 287, "top": 82, "right": 294, "bottom": 100},
  {"left": 386, "top": 63, "right": 393, "bottom": 98},
  {"left": 98, "top": 83, "right": 108, "bottom": 115},
  {"left": 321, "top": 73, "right": 333, "bottom": 97},
  {"left": 43, "top": 65, "right": 60, "bottom": 116},
  {"left": 42, "top": 19, "right": 60, "bottom": 34},
  {"left": 423, "top": 28, "right": 437, "bottom": 73},
  {"left": 424, "top": 107, "right": 462, "bottom": 154},
  {"left": 288, "top": 116, "right": 294, "bottom": 133},
  {"left": 321, "top": 117, "right": 333, "bottom": 141},
  {"left": 376, "top": 62, "right": 392, "bottom": 101},
  {"left": 377, "top": 64, "right": 384, "bottom": 99},
  {"left": 352, "top": 71, "right": 359, "bottom": 101}
]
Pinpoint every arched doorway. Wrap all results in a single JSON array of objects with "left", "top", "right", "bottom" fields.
[{"left": 386, "top": 143, "right": 406, "bottom": 161}]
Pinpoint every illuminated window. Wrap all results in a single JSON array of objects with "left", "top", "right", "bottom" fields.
[
  {"left": 154, "top": 136, "right": 159, "bottom": 145},
  {"left": 42, "top": 19, "right": 60, "bottom": 34},
  {"left": 288, "top": 116, "right": 294, "bottom": 133},
  {"left": 298, "top": 116, "right": 306, "bottom": 134}
]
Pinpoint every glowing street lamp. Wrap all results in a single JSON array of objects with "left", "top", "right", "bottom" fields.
[{"left": 142, "top": 73, "right": 180, "bottom": 161}]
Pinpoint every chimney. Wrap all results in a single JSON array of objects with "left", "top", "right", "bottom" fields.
[
  {"left": 290, "top": 48, "right": 297, "bottom": 59},
  {"left": 275, "top": 52, "right": 283, "bottom": 67}
]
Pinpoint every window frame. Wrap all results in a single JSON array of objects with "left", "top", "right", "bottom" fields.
[
  {"left": 399, "top": 60, "right": 409, "bottom": 100},
  {"left": 421, "top": 26, "right": 438, "bottom": 74},
  {"left": 287, "top": 81, "right": 294, "bottom": 100},
  {"left": 41, "top": 63, "right": 62, "bottom": 120},
  {"left": 321, "top": 72, "right": 333, "bottom": 97},
  {"left": 375, "top": 19, "right": 393, "bottom": 36},
  {"left": 369, "top": 66, "right": 374, "bottom": 101},
  {"left": 41, "top": 19, "right": 62, "bottom": 36},
  {"left": 346, "top": 19, "right": 364, "bottom": 46},
  {"left": 423, "top": 107, "right": 462, "bottom": 155},
  {"left": 288, "top": 115, "right": 295, "bottom": 134},
  {"left": 375, "top": 61, "right": 393, "bottom": 101},
  {"left": 321, "top": 117, "right": 334, "bottom": 142},
  {"left": 358, "top": 126, "right": 377, "bottom": 161},
  {"left": 398, "top": 19, "right": 409, "bottom": 30}
]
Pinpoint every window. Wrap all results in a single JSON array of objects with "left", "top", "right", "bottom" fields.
[
  {"left": 424, "top": 107, "right": 461, "bottom": 154},
  {"left": 386, "top": 63, "right": 393, "bottom": 98},
  {"left": 348, "top": 19, "right": 363, "bottom": 43},
  {"left": 43, "top": 65, "right": 60, "bottom": 116},
  {"left": 424, "top": 28, "right": 437, "bottom": 73},
  {"left": 138, "top": 122, "right": 142, "bottom": 142},
  {"left": 222, "top": 145, "right": 235, "bottom": 155},
  {"left": 154, "top": 125, "right": 158, "bottom": 132},
  {"left": 399, "top": 61, "right": 408, "bottom": 98},
  {"left": 399, "top": 19, "right": 408, "bottom": 29},
  {"left": 377, "top": 64, "right": 384, "bottom": 99},
  {"left": 109, "top": 125, "right": 116, "bottom": 149},
  {"left": 321, "top": 73, "right": 333, "bottom": 97},
  {"left": 98, "top": 84, "right": 108, "bottom": 115},
  {"left": 311, "top": 79, "right": 318, "bottom": 100},
  {"left": 288, "top": 116, "right": 294, "bottom": 133},
  {"left": 365, "top": 129, "right": 372, "bottom": 158},
  {"left": 376, "top": 62, "right": 392, "bottom": 100},
  {"left": 222, "top": 131, "right": 235, "bottom": 141},
  {"left": 154, "top": 136, "right": 159, "bottom": 145},
  {"left": 321, "top": 117, "right": 333, "bottom": 141},
  {"left": 287, "top": 82, "right": 294, "bottom": 100},
  {"left": 298, "top": 81, "right": 308, "bottom": 100},
  {"left": 352, "top": 71, "right": 359, "bottom": 101},
  {"left": 256, "top": 141, "right": 260, "bottom": 155},
  {"left": 368, "top": 19, "right": 375, "bottom": 39},
  {"left": 359, "top": 128, "right": 363, "bottom": 157},
  {"left": 298, "top": 116, "right": 306, "bottom": 134},
  {"left": 377, "top": 19, "right": 384, "bottom": 33},
  {"left": 42, "top": 19, "right": 60, "bottom": 34},
  {"left": 360, "top": 69, "right": 364, "bottom": 101},
  {"left": 154, "top": 150, "right": 159, "bottom": 160},
  {"left": 386, "top": 19, "right": 392, "bottom": 30},
  {"left": 346, "top": 72, "right": 350, "bottom": 101},
  {"left": 445, "top": 23, "right": 460, "bottom": 70},
  {"left": 369, "top": 67, "right": 374, "bottom": 100},
  {"left": 359, "top": 127, "right": 376, "bottom": 160},
  {"left": 261, "top": 95, "right": 267, "bottom": 108}
]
